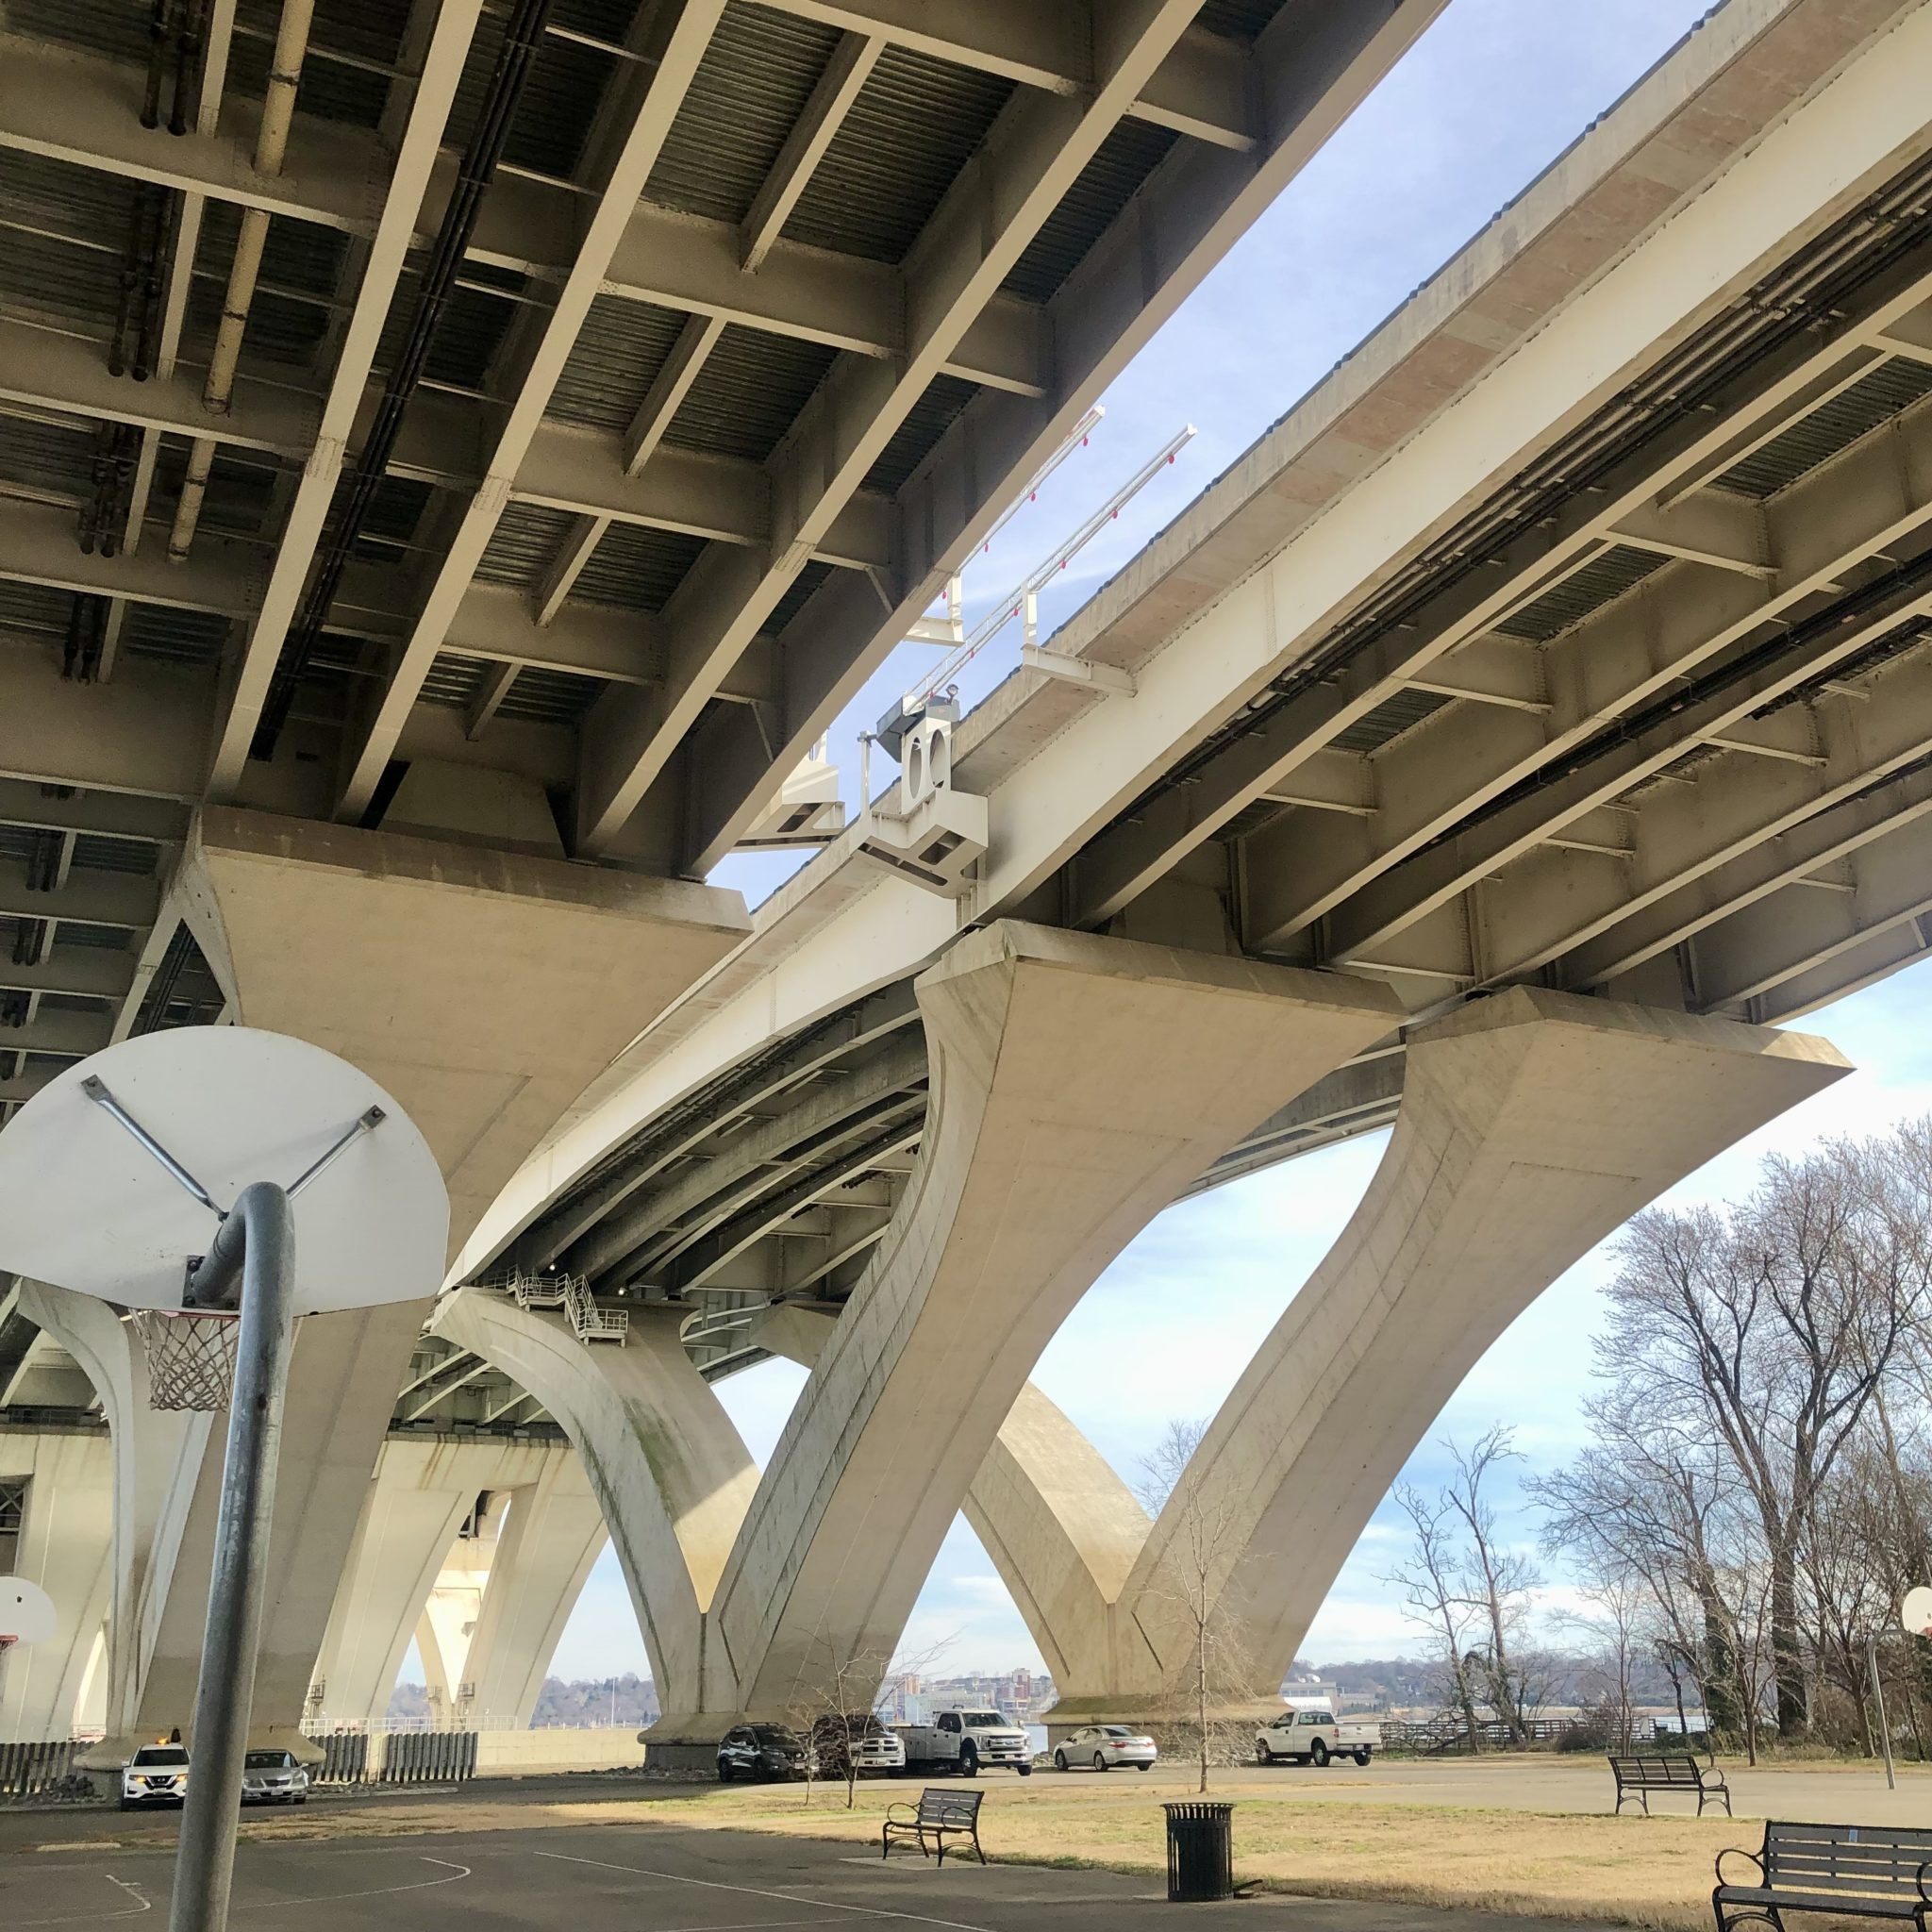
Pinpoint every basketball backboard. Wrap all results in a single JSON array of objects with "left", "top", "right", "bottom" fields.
[
  {"left": 0, "top": 1575, "right": 55, "bottom": 1647},
  {"left": 0, "top": 1027, "right": 448, "bottom": 1316}
]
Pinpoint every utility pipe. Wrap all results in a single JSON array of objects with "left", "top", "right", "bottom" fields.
[{"left": 170, "top": 0, "right": 313, "bottom": 561}]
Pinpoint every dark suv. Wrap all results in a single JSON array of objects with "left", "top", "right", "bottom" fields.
[{"left": 716, "top": 1722, "right": 808, "bottom": 1782}]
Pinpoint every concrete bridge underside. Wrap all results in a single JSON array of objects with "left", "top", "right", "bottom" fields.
[{"left": 8, "top": 0, "right": 1932, "bottom": 1755}]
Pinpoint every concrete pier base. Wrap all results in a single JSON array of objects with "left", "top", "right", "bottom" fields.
[
  {"left": 702, "top": 924, "right": 1396, "bottom": 1735},
  {"left": 953, "top": 989, "right": 1848, "bottom": 1723}
]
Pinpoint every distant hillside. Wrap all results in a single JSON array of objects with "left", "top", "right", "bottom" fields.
[{"left": 385, "top": 1673, "right": 658, "bottom": 1726}]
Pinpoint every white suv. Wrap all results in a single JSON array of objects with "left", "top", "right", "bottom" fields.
[{"left": 120, "top": 1743, "right": 190, "bottom": 1808}]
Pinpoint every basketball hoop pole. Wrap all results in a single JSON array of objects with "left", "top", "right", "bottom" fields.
[
  {"left": 1867, "top": 1633, "right": 1896, "bottom": 1790},
  {"left": 169, "top": 1181, "right": 296, "bottom": 1932}
]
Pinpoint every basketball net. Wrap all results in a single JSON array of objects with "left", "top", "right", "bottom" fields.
[{"left": 129, "top": 1309, "right": 242, "bottom": 1412}]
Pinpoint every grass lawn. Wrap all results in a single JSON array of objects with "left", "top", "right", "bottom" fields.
[{"left": 558, "top": 1777, "right": 1739, "bottom": 1929}]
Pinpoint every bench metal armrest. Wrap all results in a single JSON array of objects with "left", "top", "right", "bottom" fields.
[
  {"left": 885, "top": 1803, "right": 921, "bottom": 1824},
  {"left": 1914, "top": 1858, "right": 1932, "bottom": 1905},
  {"left": 1715, "top": 1847, "right": 1764, "bottom": 1889}
]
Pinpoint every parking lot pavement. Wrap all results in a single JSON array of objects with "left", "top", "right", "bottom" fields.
[{"left": 0, "top": 1816, "right": 1604, "bottom": 1932}]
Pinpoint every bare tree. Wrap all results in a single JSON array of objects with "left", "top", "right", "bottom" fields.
[
  {"left": 1533, "top": 1437, "right": 1751, "bottom": 1746},
  {"left": 1594, "top": 1136, "right": 1921, "bottom": 1738},
  {"left": 1441, "top": 1428, "right": 1543, "bottom": 1745},
  {"left": 1137, "top": 1419, "right": 1256, "bottom": 1792},
  {"left": 1386, "top": 1479, "right": 1485, "bottom": 1750},
  {"left": 781, "top": 1633, "right": 954, "bottom": 1808},
  {"left": 1559, "top": 1578, "right": 1646, "bottom": 1752}
]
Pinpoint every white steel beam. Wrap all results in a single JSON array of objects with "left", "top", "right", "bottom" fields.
[
  {"left": 0, "top": 500, "right": 260, "bottom": 615},
  {"left": 1552, "top": 662, "right": 1932, "bottom": 991},
  {"left": 0, "top": 335, "right": 890, "bottom": 567},
  {"left": 0, "top": 320, "right": 316, "bottom": 457},
  {"left": 205, "top": 0, "right": 485, "bottom": 795},
  {"left": 740, "top": 35, "right": 883, "bottom": 272},
  {"left": 333, "top": 0, "right": 732, "bottom": 820},
  {"left": 761, "top": 3, "right": 1254, "bottom": 150},
  {"left": 473, "top": 177, "right": 1049, "bottom": 395},
  {"left": 0, "top": 33, "right": 379, "bottom": 232},
  {"left": 0, "top": 645, "right": 213, "bottom": 801},
  {"left": 571, "top": 0, "right": 1208, "bottom": 855},
  {"left": 0, "top": 861, "right": 157, "bottom": 930},
  {"left": 1743, "top": 908, "right": 1932, "bottom": 1024},
  {"left": 1693, "top": 807, "right": 1932, "bottom": 1011},
  {"left": 620, "top": 315, "right": 727, "bottom": 475},
  {"left": 1289, "top": 385, "right": 1932, "bottom": 965}
]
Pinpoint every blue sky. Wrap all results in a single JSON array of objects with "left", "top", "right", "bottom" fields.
[{"left": 525, "top": 0, "right": 1930, "bottom": 1686}]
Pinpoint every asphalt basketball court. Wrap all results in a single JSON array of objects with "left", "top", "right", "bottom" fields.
[{"left": 0, "top": 1812, "right": 1597, "bottom": 1932}]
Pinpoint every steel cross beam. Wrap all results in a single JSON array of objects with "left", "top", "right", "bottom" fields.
[
  {"left": 568, "top": 0, "right": 1210, "bottom": 856},
  {"left": 1552, "top": 658, "right": 1932, "bottom": 992},
  {"left": 204, "top": 0, "right": 486, "bottom": 794},
  {"left": 0, "top": 331, "right": 893, "bottom": 570},
  {"left": 1699, "top": 806, "right": 1932, "bottom": 1019},
  {"left": 330, "top": 0, "right": 732, "bottom": 820},
  {"left": 671, "top": 0, "right": 1452, "bottom": 874},
  {"left": 759, "top": 2, "right": 1254, "bottom": 151},
  {"left": 1305, "top": 366, "right": 1932, "bottom": 973}
]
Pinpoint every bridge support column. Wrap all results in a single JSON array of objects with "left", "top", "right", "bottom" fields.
[
  {"left": 24, "top": 809, "right": 745, "bottom": 1764},
  {"left": 700, "top": 922, "right": 1398, "bottom": 1736},
  {"left": 413, "top": 1491, "right": 509, "bottom": 1724},
  {"left": 426, "top": 1292, "right": 758, "bottom": 1736},
  {"left": 308, "top": 1435, "right": 593, "bottom": 1732},
  {"left": 0, "top": 1425, "right": 113, "bottom": 1741},
  {"left": 952, "top": 990, "right": 1847, "bottom": 1728},
  {"left": 456, "top": 1451, "right": 604, "bottom": 1728}
]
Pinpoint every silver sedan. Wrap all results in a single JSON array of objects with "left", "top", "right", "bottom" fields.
[{"left": 1054, "top": 1725, "right": 1158, "bottom": 1771}]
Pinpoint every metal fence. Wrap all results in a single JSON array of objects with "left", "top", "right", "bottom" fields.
[
  {"left": 1378, "top": 1714, "right": 1665, "bottom": 1756},
  {"left": 0, "top": 1740, "right": 83, "bottom": 1797}
]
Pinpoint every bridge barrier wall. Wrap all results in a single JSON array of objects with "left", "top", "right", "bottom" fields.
[
  {"left": 0, "top": 1738, "right": 82, "bottom": 1797},
  {"left": 308, "top": 1725, "right": 641, "bottom": 1784}
]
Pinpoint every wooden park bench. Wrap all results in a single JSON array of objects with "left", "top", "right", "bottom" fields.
[
  {"left": 881, "top": 1787, "right": 986, "bottom": 1867},
  {"left": 1609, "top": 1752, "right": 1732, "bottom": 1817},
  {"left": 1714, "top": 1822, "right": 1932, "bottom": 1932}
]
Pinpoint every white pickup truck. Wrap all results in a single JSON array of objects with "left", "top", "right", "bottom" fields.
[
  {"left": 898, "top": 1707, "right": 1034, "bottom": 1776},
  {"left": 1254, "top": 1700, "right": 1379, "bottom": 1767}
]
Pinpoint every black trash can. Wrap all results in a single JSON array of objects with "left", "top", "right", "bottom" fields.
[{"left": 1163, "top": 1800, "right": 1234, "bottom": 1902}]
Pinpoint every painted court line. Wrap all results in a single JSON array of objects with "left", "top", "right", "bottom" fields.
[
  {"left": 12, "top": 1871, "right": 153, "bottom": 1925},
  {"left": 231, "top": 1853, "right": 471, "bottom": 1910},
  {"left": 529, "top": 1848, "right": 997, "bottom": 1932}
]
